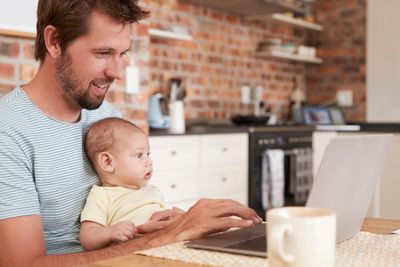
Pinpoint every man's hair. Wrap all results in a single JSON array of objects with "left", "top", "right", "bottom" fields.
[
  {"left": 35, "top": 0, "right": 149, "bottom": 62},
  {"left": 84, "top": 117, "right": 144, "bottom": 167}
]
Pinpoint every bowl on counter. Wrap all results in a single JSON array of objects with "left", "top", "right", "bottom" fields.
[{"left": 230, "top": 115, "right": 270, "bottom": 126}]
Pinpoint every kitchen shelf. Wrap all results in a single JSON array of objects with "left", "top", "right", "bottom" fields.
[
  {"left": 149, "top": 28, "right": 193, "bottom": 42},
  {"left": 271, "top": 13, "right": 323, "bottom": 31},
  {"left": 256, "top": 50, "right": 323, "bottom": 64},
  {"left": 182, "top": 0, "right": 304, "bottom": 17}
]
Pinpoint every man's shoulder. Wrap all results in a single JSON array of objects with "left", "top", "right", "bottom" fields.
[
  {"left": 0, "top": 87, "right": 27, "bottom": 125},
  {"left": 0, "top": 87, "right": 24, "bottom": 110}
]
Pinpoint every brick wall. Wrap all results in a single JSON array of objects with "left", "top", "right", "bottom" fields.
[
  {"left": 0, "top": 36, "right": 36, "bottom": 95},
  {"left": 144, "top": 0, "right": 309, "bottom": 122},
  {"left": 0, "top": 0, "right": 366, "bottom": 125},
  {"left": 306, "top": 0, "right": 366, "bottom": 122}
]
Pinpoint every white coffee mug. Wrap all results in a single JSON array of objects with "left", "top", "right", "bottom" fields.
[{"left": 267, "top": 207, "right": 336, "bottom": 267}]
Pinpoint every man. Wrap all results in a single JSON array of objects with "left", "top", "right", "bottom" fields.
[{"left": 0, "top": 1, "right": 261, "bottom": 266}]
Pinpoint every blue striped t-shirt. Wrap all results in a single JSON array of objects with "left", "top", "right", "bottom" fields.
[{"left": 0, "top": 87, "right": 121, "bottom": 254}]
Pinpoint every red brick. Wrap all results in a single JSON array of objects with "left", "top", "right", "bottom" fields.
[
  {"left": 20, "top": 64, "right": 38, "bottom": 81},
  {"left": 0, "top": 41, "right": 19, "bottom": 57},
  {"left": 134, "top": 24, "right": 149, "bottom": 36},
  {"left": 0, "top": 83, "right": 15, "bottom": 93},
  {"left": 23, "top": 44, "right": 35, "bottom": 59},
  {"left": 0, "top": 63, "right": 15, "bottom": 79}
]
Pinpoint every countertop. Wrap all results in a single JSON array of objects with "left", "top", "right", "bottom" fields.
[
  {"left": 149, "top": 122, "right": 400, "bottom": 136},
  {"left": 350, "top": 122, "right": 400, "bottom": 132},
  {"left": 316, "top": 122, "right": 400, "bottom": 133},
  {"left": 149, "top": 124, "right": 314, "bottom": 136}
]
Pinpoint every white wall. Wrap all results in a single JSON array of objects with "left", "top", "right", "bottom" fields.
[
  {"left": 0, "top": 0, "right": 37, "bottom": 34},
  {"left": 367, "top": 0, "right": 400, "bottom": 121}
]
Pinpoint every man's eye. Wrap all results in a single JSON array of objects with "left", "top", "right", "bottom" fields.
[{"left": 97, "top": 51, "right": 110, "bottom": 57}]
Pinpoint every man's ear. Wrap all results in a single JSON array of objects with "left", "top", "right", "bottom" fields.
[
  {"left": 43, "top": 25, "right": 62, "bottom": 59},
  {"left": 97, "top": 152, "right": 115, "bottom": 173}
]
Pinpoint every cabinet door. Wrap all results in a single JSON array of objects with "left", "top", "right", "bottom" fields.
[
  {"left": 150, "top": 178, "right": 198, "bottom": 204},
  {"left": 199, "top": 165, "right": 247, "bottom": 197},
  {"left": 200, "top": 133, "right": 248, "bottom": 166},
  {"left": 150, "top": 168, "right": 199, "bottom": 204},
  {"left": 150, "top": 135, "right": 200, "bottom": 170}
]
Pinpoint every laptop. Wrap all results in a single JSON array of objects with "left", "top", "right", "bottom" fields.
[{"left": 186, "top": 134, "right": 393, "bottom": 258}]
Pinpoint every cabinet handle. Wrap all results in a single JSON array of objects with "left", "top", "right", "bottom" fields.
[
  {"left": 170, "top": 184, "right": 176, "bottom": 189},
  {"left": 170, "top": 150, "right": 177, "bottom": 156},
  {"left": 222, "top": 147, "right": 228, "bottom": 152},
  {"left": 221, "top": 177, "right": 227, "bottom": 182}
]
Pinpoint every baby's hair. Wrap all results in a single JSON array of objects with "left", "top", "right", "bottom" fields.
[{"left": 84, "top": 117, "right": 144, "bottom": 167}]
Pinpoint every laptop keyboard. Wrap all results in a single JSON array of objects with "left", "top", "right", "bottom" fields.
[{"left": 226, "top": 236, "right": 267, "bottom": 252}]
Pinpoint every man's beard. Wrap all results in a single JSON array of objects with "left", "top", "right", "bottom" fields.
[{"left": 55, "top": 52, "right": 111, "bottom": 110}]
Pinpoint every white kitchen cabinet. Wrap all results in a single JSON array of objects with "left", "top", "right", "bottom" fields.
[
  {"left": 149, "top": 133, "right": 248, "bottom": 210},
  {"left": 149, "top": 135, "right": 200, "bottom": 170},
  {"left": 313, "top": 131, "right": 400, "bottom": 219}
]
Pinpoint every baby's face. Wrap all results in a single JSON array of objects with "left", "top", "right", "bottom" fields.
[{"left": 111, "top": 130, "right": 153, "bottom": 189}]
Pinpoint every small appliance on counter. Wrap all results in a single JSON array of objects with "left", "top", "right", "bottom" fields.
[
  {"left": 167, "top": 78, "right": 187, "bottom": 134},
  {"left": 293, "top": 105, "right": 346, "bottom": 126},
  {"left": 148, "top": 93, "right": 170, "bottom": 129}
]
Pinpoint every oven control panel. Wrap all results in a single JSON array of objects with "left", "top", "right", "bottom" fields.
[{"left": 253, "top": 132, "right": 312, "bottom": 150}]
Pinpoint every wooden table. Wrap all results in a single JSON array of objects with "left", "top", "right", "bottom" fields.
[{"left": 84, "top": 218, "right": 400, "bottom": 267}]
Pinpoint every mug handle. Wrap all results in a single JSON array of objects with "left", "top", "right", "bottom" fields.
[{"left": 270, "top": 224, "right": 294, "bottom": 263}]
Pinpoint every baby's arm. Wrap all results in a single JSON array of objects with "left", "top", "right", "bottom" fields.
[{"left": 79, "top": 220, "right": 136, "bottom": 251}]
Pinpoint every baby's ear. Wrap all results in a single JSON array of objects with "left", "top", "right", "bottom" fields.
[{"left": 98, "top": 152, "right": 114, "bottom": 173}]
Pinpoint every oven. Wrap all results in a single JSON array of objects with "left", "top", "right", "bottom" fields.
[{"left": 248, "top": 126, "right": 314, "bottom": 219}]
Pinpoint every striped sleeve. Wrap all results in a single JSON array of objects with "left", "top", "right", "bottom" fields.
[{"left": 0, "top": 132, "right": 40, "bottom": 218}]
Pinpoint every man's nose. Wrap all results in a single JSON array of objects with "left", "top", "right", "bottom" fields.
[{"left": 105, "top": 57, "right": 124, "bottom": 80}]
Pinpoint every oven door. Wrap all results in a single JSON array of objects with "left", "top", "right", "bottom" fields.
[{"left": 248, "top": 131, "right": 313, "bottom": 219}]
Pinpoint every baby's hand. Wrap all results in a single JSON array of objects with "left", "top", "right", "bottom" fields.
[{"left": 108, "top": 220, "right": 136, "bottom": 243}]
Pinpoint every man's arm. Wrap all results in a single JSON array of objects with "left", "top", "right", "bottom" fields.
[
  {"left": 0, "top": 215, "right": 173, "bottom": 267},
  {"left": 0, "top": 199, "right": 261, "bottom": 267}
]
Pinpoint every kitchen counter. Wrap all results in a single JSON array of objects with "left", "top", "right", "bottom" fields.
[
  {"left": 314, "top": 122, "right": 400, "bottom": 133},
  {"left": 350, "top": 122, "right": 400, "bottom": 132},
  {"left": 149, "top": 125, "right": 248, "bottom": 136},
  {"left": 150, "top": 122, "right": 400, "bottom": 136},
  {"left": 149, "top": 124, "right": 314, "bottom": 136}
]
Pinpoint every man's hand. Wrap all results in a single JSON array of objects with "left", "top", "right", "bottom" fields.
[
  {"left": 136, "top": 207, "right": 185, "bottom": 234},
  {"left": 161, "top": 198, "right": 263, "bottom": 242},
  {"left": 108, "top": 220, "right": 136, "bottom": 243}
]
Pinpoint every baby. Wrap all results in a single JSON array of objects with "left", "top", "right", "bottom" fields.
[{"left": 79, "top": 117, "right": 171, "bottom": 251}]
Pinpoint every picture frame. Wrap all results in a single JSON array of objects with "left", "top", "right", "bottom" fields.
[
  {"left": 328, "top": 106, "right": 346, "bottom": 125},
  {"left": 302, "top": 106, "right": 332, "bottom": 125},
  {"left": 300, "top": 105, "right": 346, "bottom": 126}
]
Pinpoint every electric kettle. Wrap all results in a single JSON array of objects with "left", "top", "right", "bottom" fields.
[{"left": 148, "top": 93, "right": 170, "bottom": 129}]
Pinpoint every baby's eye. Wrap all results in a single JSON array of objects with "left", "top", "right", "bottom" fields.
[
  {"left": 136, "top": 152, "right": 143, "bottom": 158},
  {"left": 147, "top": 152, "right": 151, "bottom": 157}
]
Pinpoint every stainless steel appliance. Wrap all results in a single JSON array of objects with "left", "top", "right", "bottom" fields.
[{"left": 248, "top": 126, "right": 314, "bottom": 219}]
